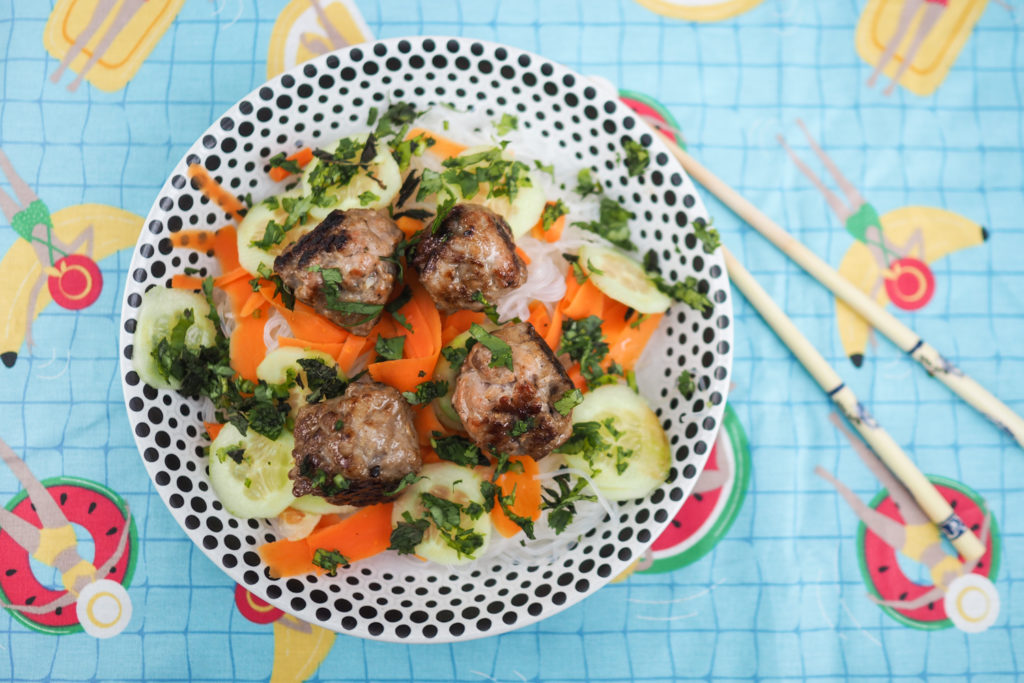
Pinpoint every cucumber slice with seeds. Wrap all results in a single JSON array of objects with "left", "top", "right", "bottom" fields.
[
  {"left": 133, "top": 286, "right": 218, "bottom": 390},
  {"left": 578, "top": 243, "right": 672, "bottom": 314},
  {"left": 562, "top": 384, "right": 671, "bottom": 502},
  {"left": 209, "top": 423, "right": 296, "bottom": 519},
  {"left": 256, "top": 347, "right": 345, "bottom": 413},
  {"left": 391, "top": 463, "right": 491, "bottom": 565}
]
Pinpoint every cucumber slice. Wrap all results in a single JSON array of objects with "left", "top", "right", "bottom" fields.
[
  {"left": 300, "top": 133, "right": 402, "bottom": 211},
  {"left": 432, "top": 331, "right": 471, "bottom": 431},
  {"left": 256, "top": 347, "right": 345, "bottom": 412},
  {"left": 578, "top": 244, "right": 672, "bottom": 315},
  {"left": 236, "top": 188, "right": 326, "bottom": 278},
  {"left": 562, "top": 384, "right": 671, "bottom": 502},
  {"left": 132, "top": 286, "right": 218, "bottom": 390},
  {"left": 442, "top": 146, "right": 546, "bottom": 238},
  {"left": 291, "top": 495, "right": 356, "bottom": 516},
  {"left": 208, "top": 423, "right": 297, "bottom": 519},
  {"left": 391, "top": 463, "right": 491, "bottom": 565}
]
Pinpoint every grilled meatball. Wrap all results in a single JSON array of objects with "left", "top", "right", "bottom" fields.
[
  {"left": 452, "top": 322, "right": 574, "bottom": 459},
  {"left": 274, "top": 209, "right": 403, "bottom": 336},
  {"left": 411, "top": 203, "right": 527, "bottom": 313},
  {"left": 290, "top": 381, "right": 421, "bottom": 506}
]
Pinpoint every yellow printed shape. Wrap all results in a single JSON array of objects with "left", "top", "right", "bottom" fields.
[
  {"left": 270, "top": 619, "right": 336, "bottom": 683},
  {"left": 855, "top": 0, "right": 988, "bottom": 96},
  {"left": 0, "top": 204, "right": 143, "bottom": 360},
  {"left": 267, "top": 0, "right": 373, "bottom": 80},
  {"left": 633, "top": 0, "right": 764, "bottom": 22},
  {"left": 835, "top": 206, "right": 986, "bottom": 363},
  {"left": 31, "top": 525, "right": 78, "bottom": 566},
  {"left": 43, "top": 0, "right": 185, "bottom": 92}
]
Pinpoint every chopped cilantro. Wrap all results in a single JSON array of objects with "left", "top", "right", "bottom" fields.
[
  {"left": 374, "top": 334, "right": 405, "bottom": 362},
  {"left": 268, "top": 152, "right": 302, "bottom": 175},
  {"left": 296, "top": 357, "right": 347, "bottom": 404},
  {"left": 215, "top": 442, "right": 246, "bottom": 464},
  {"left": 386, "top": 472, "right": 424, "bottom": 496},
  {"left": 559, "top": 316, "right": 608, "bottom": 386},
  {"left": 542, "top": 472, "right": 597, "bottom": 534},
  {"left": 250, "top": 219, "right": 286, "bottom": 250},
  {"left": 256, "top": 263, "right": 295, "bottom": 310},
  {"left": 677, "top": 370, "right": 696, "bottom": 400},
  {"left": 311, "top": 548, "right": 349, "bottom": 576},
  {"left": 563, "top": 253, "right": 588, "bottom": 284},
  {"left": 471, "top": 291, "right": 501, "bottom": 325},
  {"left": 431, "top": 433, "right": 485, "bottom": 467},
  {"left": 420, "top": 492, "right": 486, "bottom": 558},
  {"left": 439, "top": 146, "right": 533, "bottom": 202},
  {"left": 388, "top": 512, "right": 430, "bottom": 555},
  {"left": 309, "top": 265, "right": 385, "bottom": 325},
  {"left": 374, "top": 101, "right": 420, "bottom": 139},
  {"left": 652, "top": 274, "right": 712, "bottom": 314},
  {"left": 574, "top": 168, "right": 603, "bottom": 197},
  {"left": 495, "top": 484, "right": 536, "bottom": 539},
  {"left": 553, "top": 388, "right": 583, "bottom": 416},
  {"left": 622, "top": 138, "right": 650, "bottom": 177},
  {"left": 495, "top": 113, "right": 518, "bottom": 135},
  {"left": 468, "top": 324, "right": 513, "bottom": 371},
  {"left": 402, "top": 379, "right": 448, "bottom": 405},
  {"left": 572, "top": 197, "right": 636, "bottom": 250},
  {"left": 541, "top": 200, "right": 568, "bottom": 231},
  {"left": 366, "top": 106, "right": 379, "bottom": 126},
  {"left": 430, "top": 190, "right": 458, "bottom": 234},
  {"left": 534, "top": 159, "right": 555, "bottom": 177},
  {"left": 358, "top": 190, "right": 380, "bottom": 206},
  {"left": 693, "top": 217, "right": 721, "bottom": 253},
  {"left": 510, "top": 418, "right": 535, "bottom": 438},
  {"left": 334, "top": 419, "right": 344, "bottom": 431},
  {"left": 441, "top": 344, "right": 469, "bottom": 373}
]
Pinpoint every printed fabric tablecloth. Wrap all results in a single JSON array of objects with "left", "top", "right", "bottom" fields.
[{"left": 1, "top": 0, "right": 1022, "bottom": 680}]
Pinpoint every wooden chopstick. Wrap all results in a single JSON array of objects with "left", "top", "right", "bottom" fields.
[
  {"left": 653, "top": 129, "right": 1024, "bottom": 450},
  {"left": 722, "top": 247, "right": 986, "bottom": 563}
]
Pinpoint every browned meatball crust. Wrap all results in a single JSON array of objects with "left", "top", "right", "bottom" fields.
[
  {"left": 451, "top": 322, "right": 574, "bottom": 459},
  {"left": 274, "top": 209, "right": 403, "bottom": 336},
  {"left": 290, "top": 382, "right": 421, "bottom": 506},
  {"left": 411, "top": 203, "right": 527, "bottom": 313}
]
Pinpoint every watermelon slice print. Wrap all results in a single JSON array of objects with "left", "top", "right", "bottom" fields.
[
  {"left": 619, "top": 89, "right": 684, "bottom": 147},
  {"left": 0, "top": 477, "right": 137, "bottom": 635},
  {"left": 642, "top": 404, "right": 750, "bottom": 573},
  {"left": 857, "top": 475, "right": 999, "bottom": 630}
]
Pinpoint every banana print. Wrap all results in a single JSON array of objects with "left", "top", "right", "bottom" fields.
[
  {"left": 836, "top": 207, "right": 987, "bottom": 366},
  {"left": 0, "top": 204, "right": 142, "bottom": 366}
]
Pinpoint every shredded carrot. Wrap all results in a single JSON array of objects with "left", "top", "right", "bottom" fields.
[
  {"left": 421, "top": 448, "right": 441, "bottom": 464},
  {"left": 314, "top": 514, "right": 343, "bottom": 532},
  {"left": 567, "top": 365, "right": 586, "bottom": 391},
  {"left": 544, "top": 305, "right": 563, "bottom": 352},
  {"left": 304, "top": 503, "right": 394, "bottom": 567},
  {"left": 560, "top": 279, "right": 606, "bottom": 321},
  {"left": 607, "top": 313, "right": 663, "bottom": 370},
  {"left": 258, "top": 537, "right": 315, "bottom": 578},
  {"left": 277, "top": 337, "right": 345, "bottom": 359},
  {"left": 214, "top": 266, "right": 251, "bottom": 289},
  {"left": 258, "top": 283, "right": 349, "bottom": 343},
  {"left": 441, "top": 310, "right": 488, "bottom": 337},
  {"left": 212, "top": 225, "right": 241, "bottom": 273},
  {"left": 530, "top": 207, "right": 566, "bottom": 243},
  {"left": 368, "top": 356, "right": 439, "bottom": 394},
  {"left": 230, "top": 307, "right": 269, "bottom": 382},
  {"left": 515, "top": 246, "right": 531, "bottom": 265},
  {"left": 187, "top": 165, "right": 245, "bottom": 223},
  {"left": 491, "top": 455, "right": 542, "bottom": 538},
  {"left": 600, "top": 299, "right": 633, "bottom": 340},
  {"left": 527, "top": 302, "right": 551, "bottom": 340},
  {"left": 171, "top": 274, "right": 204, "bottom": 291},
  {"left": 238, "top": 291, "right": 266, "bottom": 318},
  {"left": 395, "top": 216, "right": 424, "bottom": 239},
  {"left": 336, "top": 334, "right": 370, "bottom": 375},
  {"left": 221, "top": 275, "right": 256, "bottom": 315},
  {"left": 268, "top": 147, "right": 313, "bottom": 182},
  {"left": 414, "top": 405, "right": 450, "bottom": 448},
  {"left": 406, "top": 127, "right": 467, "bottom": 160},
  {"left": 204, "top": 422, "right": 224, "bottom": 440}
]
